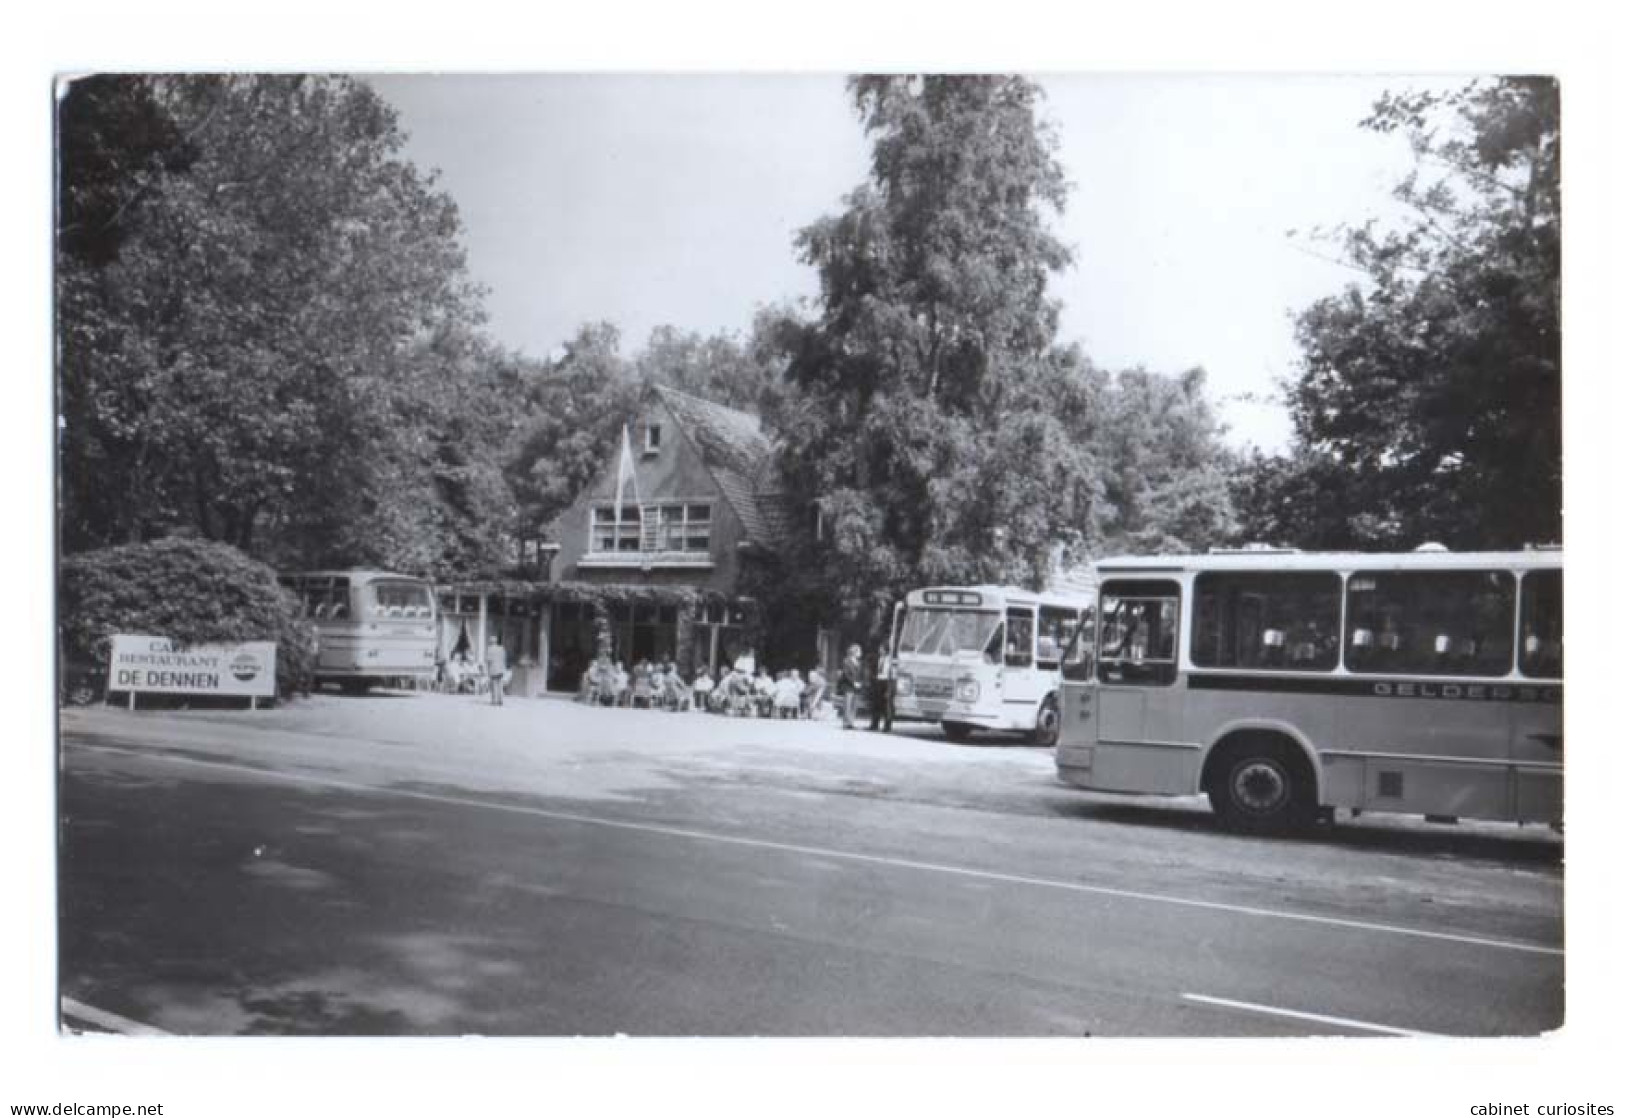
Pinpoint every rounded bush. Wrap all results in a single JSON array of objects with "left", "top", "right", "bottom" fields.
[{"left": 59, "top": 537, "right": 315, "bottom": 701}]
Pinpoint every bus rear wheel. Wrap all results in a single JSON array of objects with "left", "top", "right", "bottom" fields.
[
  {"left": 1207, "top": 740, "right": 1316, "bottom": 833},
  {"left": 941, "top": 721, "right": 975, "bottom": 743},
  {"left": 1029, "top": 696, "right": 1060, "bottom": 747}
]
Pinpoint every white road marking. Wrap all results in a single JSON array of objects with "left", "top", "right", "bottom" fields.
[
  {"left": 71, "top": 741, "right": 1564, "bottom": 958},
  {"left": 1181, "top": 993, "right": 1440, "bottom": 1037},
  {"left": 61, "top": 996, "right": 169, "bottom": 1036}
]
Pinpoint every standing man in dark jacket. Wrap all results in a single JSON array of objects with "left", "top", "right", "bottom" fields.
[
  {"left": 838, "top": 644, "right": 864, "bottom": 730},
  {"left": 867, "top": 646, "right": 894, "bottom": 733}
]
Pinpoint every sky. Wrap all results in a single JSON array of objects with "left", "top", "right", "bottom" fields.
[{"left": 368, "top": 73, "right": 1448, "bottom": 454}]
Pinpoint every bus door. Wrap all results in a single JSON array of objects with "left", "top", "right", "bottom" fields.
[
  {"left": 1001, "top": 605, "right": 1043, "bottom": 712},
  {"left": 1093, "top": 579, "right": 1185, "bottom": 786}
]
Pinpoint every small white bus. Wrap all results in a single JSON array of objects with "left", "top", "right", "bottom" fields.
[
  {"left": 1055, "top": 548, "right": 1562, "bottom": 830},
  {"left": 892, "top": 585, "right": 1093, "bottom": 744}
]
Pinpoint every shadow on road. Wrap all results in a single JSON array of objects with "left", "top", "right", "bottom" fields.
[{"left": 1048, "top": 797, "right": 1562, "bottom": 867}]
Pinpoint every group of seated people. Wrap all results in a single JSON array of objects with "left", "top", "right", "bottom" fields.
[
  {"left": 441, "top": 652, "right": 485, "bottom": 694},
  {"left": 577, "top": 653, "right": 832, "bottom": 718}
]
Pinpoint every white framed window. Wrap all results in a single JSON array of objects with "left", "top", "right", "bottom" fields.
[
  {"left": 643, "top": 423, "right": 662, "bottom": 455},
  {"left": 591, "top": 505, "right": 642, "bottom": 553},
  {"left": 588, "top": 502, "right": 711, "bottom": 554}
]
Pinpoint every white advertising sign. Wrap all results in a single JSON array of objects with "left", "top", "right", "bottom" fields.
[{"left": 108, "top": 634, "right": 278, "bottom": 698}]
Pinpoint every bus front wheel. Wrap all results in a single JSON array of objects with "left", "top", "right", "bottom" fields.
[
  {"left": 942, "top": 721, "right": 975, "bottom": 743},
  {"left": 1029, "top": 696, "right": 1060, "bottom": 747},
  {"left": 1207, "top": 740, "right": 1316, "bottom": 833}
]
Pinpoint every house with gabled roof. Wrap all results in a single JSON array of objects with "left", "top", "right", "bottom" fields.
[{"left": 535, "top": 383, "right": 805, "bottom": 689}]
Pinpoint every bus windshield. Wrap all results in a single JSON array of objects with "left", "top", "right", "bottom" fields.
[
  {"left": 898, "top": 608, "right": 1003, "bottom": 658},
  {"left": 368, "top": 580, "right": 433, "bottom": 619}
]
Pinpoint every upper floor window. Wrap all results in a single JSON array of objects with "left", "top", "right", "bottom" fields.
[
  {"left": 644, "top": 423, "right": 663, "bottom": 455},
  {"left": 589, "top": 502, "right": 711, "bottom": 554},
  {"left": 591, "top": 504, "right": 643, "bottom": 553}
]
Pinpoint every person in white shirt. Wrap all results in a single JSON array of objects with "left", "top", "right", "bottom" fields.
[
  {"left": 692, "top": 666, "right": 716, "bottom": 712},
  {"left": 772, "top": 671, "right": 802, "bottom": 719}
]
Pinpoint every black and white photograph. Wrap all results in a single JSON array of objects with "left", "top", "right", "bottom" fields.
[{"left": 13, "top": 6, "right": 1620, "bottom": 1114}]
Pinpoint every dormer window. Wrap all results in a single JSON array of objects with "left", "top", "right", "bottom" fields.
[{"left": 644, "top": 423, "right": 662, "bottom": 455}]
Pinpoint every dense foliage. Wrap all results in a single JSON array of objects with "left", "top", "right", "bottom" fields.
[
  {"left": 1094, "top": 367, "right": 1238, "bottom": 555},
  {"left": 761, "top": 76, "right": 1108, "bottom": 636},
  {"left": 59, "top": 537, "right": 315, "bottom": 699},
  {"left": 57, "top": 74, "right": 514, "bottom": 576},
  {"left": 1238, "top": 78, "right": 1560, "bottom": 550}
]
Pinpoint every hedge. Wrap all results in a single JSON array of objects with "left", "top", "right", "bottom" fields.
[{"left": 59, "top": 537, "right": 315, "bottom": 701}]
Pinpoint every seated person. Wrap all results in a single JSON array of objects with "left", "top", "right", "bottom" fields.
[
  {"left": 446, "top": 654, "right": 475, "bottom": 694},
  {"left": 804, "top": 667, "right": 828, "bottom": 717},
  {"left": 753, "top": 667, "right": 776, "bottom": 717},
  {"left": 773, "top": 671, "right": 802, "bottom": 719},
  {"left": 724, "top": 669, "right": 754, "bottom": 716},
  {"left": 691, "top": 667, "right": 715, "bottom": 711},
  {"left": 610, "top": 662, "right": 630, "bottom": 707},
  {"left": 631, "top": 661, "right": 655, "bottom": 708},
  {"left": 661, "top": 664, "right": 690, "bottom": 711}
]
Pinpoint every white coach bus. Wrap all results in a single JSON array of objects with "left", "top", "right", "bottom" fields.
[
  {"left": 1054, "top": 547, "right": 1562, "bottom": 831},
  {"left": 892, "top": 585, "right": 1093, "bottom": 745},
  {"left": 280, "top": 569, "right": 439, "bottom": 692}
]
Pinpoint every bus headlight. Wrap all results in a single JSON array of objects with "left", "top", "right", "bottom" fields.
[
  {"left": 896, "top": 674, "right": 913, "bottom": 697},
  {"left": 956, "top": 678, "right": 980, "bottom": 703}
]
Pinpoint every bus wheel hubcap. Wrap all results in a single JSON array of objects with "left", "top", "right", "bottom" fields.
[{"left": 1234, "top": 761, "right": 1286, "bottom": 813}]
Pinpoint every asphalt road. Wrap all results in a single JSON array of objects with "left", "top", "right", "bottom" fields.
[{"left": 57, "top": 694, "right": 1564, "bottom": 1036}]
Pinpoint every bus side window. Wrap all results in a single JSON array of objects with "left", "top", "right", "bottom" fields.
[
  {"left": 1345, "top": 570, "right": 1514, "bottom": 677},
  {"left": 1097, "top": 580, "right": 1181, "bottom": 686},
  {"left": 1036, "top": 606, "right": 1074, "bottom": 669},
  {"left": 1005, "top": 609, "right": 1034, "bottom": 669},
  {"left": 1060, "top": 610, "right": 1095, "bottom": 681},
  {"left": 1519, "top": 569, "right": 1562, "bottom": 679},
  {"left": 1192, "top": 572, "right": 1339, "bottom": 672}
]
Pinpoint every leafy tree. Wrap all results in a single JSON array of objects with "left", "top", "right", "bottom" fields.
[
  {"left": 506, "top": 322, "right": 640, "bottom": 533},
  {"left": 767, "top": 75, "right": 1104, "bottom": 637},
  {"left": 57, "top": 75, "right": 510, "bottom": 576},
  {"left": 56, "top": 74, "right": 195, "bottom": 269},
  {"left": 1263, "top": 78, "right": 1560, "bottom": 549},
  {"left": 634, "top": 314, "right": 787, "bottom": 416},
  {"left": 1094, "top": 367, "right": 1237, "bottom": 555}
]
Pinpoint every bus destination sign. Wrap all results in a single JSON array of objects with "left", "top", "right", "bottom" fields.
[{"left": 923, "top": 590, "right": 982, "bottom": 607}]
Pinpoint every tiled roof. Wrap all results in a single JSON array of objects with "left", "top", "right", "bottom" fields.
[{"left": 652, "top": 385, "right": 790, "bottom": 549}]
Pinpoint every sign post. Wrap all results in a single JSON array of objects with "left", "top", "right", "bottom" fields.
[{"left": 106, "top": 635, "right": 278, "bottom": 709}]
